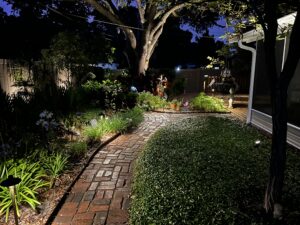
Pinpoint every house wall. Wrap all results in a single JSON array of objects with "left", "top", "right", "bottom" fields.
[{"left": 250, "top": 37, "right": 300, "bottom": 149}]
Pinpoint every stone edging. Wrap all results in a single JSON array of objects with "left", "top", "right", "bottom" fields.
[
  {"left": 46, "top": 133, "right": 120, "bottom": 225},
  {"left": 152, "top": 109, "right": 231, "bottom": 114}
]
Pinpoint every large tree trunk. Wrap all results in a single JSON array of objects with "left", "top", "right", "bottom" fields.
[
  {"left": 263, "top": 1, "right": 300, "bottom": 217},
  {"left": 133, "top": 24, "right": 162, "bottom": 91},
  {"left": 264, "top": 85, "right": 288, "bottom": 218}
]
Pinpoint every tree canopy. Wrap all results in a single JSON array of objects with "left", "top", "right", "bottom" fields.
[{"left": 82, "top": 0, "right": 220, "bottom": 77}]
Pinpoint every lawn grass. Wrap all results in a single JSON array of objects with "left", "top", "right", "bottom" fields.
[{"left": 131, "top": 117, "right": 300, "bottom": 225}]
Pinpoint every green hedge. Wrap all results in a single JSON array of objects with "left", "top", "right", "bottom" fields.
[{"left": 131, "top": 117, "right": 300, "bottom": 225}]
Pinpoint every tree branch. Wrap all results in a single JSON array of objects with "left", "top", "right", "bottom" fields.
[
  {"left": 105, "top": 0, "right": 119, "bottom": 16},
  {"left": 248, "top": 0, "right": 267, "bottom": 34},
  {"left": 84, "top": 0, "right": 121, "bottom": 25},
  {"left": 150, "top": 2, "right": 188, "bottom": 38},
  {"left": 148, "top": 26, "right": 163, "bottom": 59},
  {"left": 136, "top": 0, "right": 145, "bottom": 25},
  {"left": 84, "top": 0, "right": 137, "bottom": 49}
]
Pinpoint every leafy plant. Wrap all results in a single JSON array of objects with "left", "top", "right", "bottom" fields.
[
  {"left": 82, "top": 80, "right": 102, "bottom": 92},
  {"left": 42, "top": 152, "right": 69, "bottom": 188},
  {"left": 67, "top": 141, "right": 88, "bottom": 159},
  {"left": 83, "top": 107, "right": 144, "bottom": 141},
  {"left": 119, "top": 107, "right": 144, "bottom": 128},
  {"left": 83, "top": 78, "right": 123, "bottom": 111},
  {"left": 190, "top": 92, "right": 227, "bottom": 112},
  {"left": 101, "top": 79, "right": 123, "bottom": 110},
  {"left": 0, "top": 160, "right": 48, "bottom": 221},
  {"left": 83, "top": 120, "right": 107, "bottom": 141},
  {"left": 106, "top": 116, "right": 129, "bottom": 133}
]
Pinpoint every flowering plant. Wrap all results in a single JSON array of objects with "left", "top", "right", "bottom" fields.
[
  {"left": 36, "top": 110, "right": 60, "bottom": 151},
  {"left": 36, "top": 110, "right": 58, "bottom": 131}
]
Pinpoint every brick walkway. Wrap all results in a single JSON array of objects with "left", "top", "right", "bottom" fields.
[{"left": 52, "top": 112, "right": 201, "bottom": 225}]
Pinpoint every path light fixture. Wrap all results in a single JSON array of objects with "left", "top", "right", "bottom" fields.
[
  {"left": 254, "top": 140, "right": 261, "bottom": 148},
  {"left": 0, "top": 175, "right": 21, "bottom": 225}
]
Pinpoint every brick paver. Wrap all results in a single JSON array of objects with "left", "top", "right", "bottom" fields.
[{"left": 52, "top": 112, "right": 210, "bottom": 225}]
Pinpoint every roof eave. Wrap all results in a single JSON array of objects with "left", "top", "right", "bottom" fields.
[{"left": 229, "top": 12, "right": 296, "bottom": 44}]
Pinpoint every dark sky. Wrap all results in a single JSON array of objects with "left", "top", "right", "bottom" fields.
[{"left": 181, "top": 19, "right": 228, "bottom": 43}]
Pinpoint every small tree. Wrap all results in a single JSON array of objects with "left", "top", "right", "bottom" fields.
[{"left": 42, "top": 31, "right": 113, "bottom": 87}]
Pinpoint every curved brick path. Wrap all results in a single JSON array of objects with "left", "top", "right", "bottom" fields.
[{"left": 52, "top": 112, "right": 215, "bottom": 225}]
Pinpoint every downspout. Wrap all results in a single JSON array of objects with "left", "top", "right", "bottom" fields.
[{"left": 238, "top": 40, "right": 257, "bottom": 124}]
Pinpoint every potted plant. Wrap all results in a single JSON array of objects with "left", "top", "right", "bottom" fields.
[
  {"left": 175, "top": 99, "right": 182, "bottom": 111},
  {"left": 169, "top": 99, "right": 182, "bottom": 111}
]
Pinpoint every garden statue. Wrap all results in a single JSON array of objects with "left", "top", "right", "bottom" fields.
[
  {"left": 130, "top": 85, "right": 138, "bottom": 93},
  {"left": 156, "top": 75, "right": 168, "bottom": 99},
  {"left": 228, "top": 77, "right": 239, "bottom": 108},
  {"left": 208, "top": 76, "right": 216, "bottom": 93}
]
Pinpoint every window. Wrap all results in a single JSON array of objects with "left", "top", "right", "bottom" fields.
[
  {"left": 252, "top": 40, "right": 284, "bottom": 116},
  {"left": 252, "top": 38, "right": 300, "bottom": 127}
]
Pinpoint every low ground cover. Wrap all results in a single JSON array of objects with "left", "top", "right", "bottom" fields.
[{"left": 131, "top": 117, "right": 300, "bottom": 225}]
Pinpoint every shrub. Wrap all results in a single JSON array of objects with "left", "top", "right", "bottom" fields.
[
  {"left": 131, "top": 117, "right": 300, "bottom": 224},
  {"left": 190, "top": 92, "right": 227, "bottom": 112},
  {"left": 137, "top": 92, "right": 168, "bottom": 110},
  {"left": 120, "top": 92, "right": 138, "bottom": 109},
  {"left": 0, "top": 160, "right": 48, "bottom": 221}
]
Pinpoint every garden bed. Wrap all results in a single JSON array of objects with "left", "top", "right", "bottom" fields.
[
  {"left": 137, "top": 91, "right": 230, "bottom": 114},
  {"left": 1, "top": 133, "right": 118, "bottom": 225},
  {"left": 0, "top": 107, "right": 144, "bottom": 225}
]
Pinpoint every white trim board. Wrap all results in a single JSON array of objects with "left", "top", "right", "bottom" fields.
[{"left": 251, "top": 109, "right": 300, "bottom": 149}]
